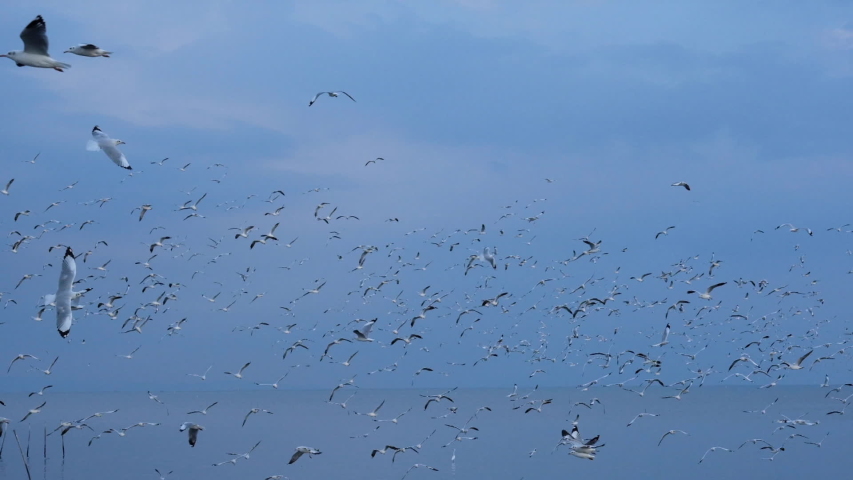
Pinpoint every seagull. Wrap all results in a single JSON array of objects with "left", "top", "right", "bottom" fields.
[
  {"left": 655, "top": 226, "right": 676, "bottom": 239},
  {"left": 185, "top": 424, "right": 204, "bottom": 447},
  {"left": 187, "top": 365, "right": 212, "bottom": 381},
  {"left": 64, "top": 44, "right": 111, "bottom": 57},
  {"left": 225, "top": 362, "right": 251, "bottom": 379},
  {"left": 242, "top": 408, "right": 273, "bottom": 427},
  {"left": 55, "top": 247, "right": 76, "bottom": 337},
  {"left": 87, "top": 126, "right": 131, "bottom": 170},
  {"left": 652, "top": 323, "right": 671, "bottom": 347},
  {"left": 671, "top": 181, "right": 690, "bottom": 191},
  {"left": 402, "top": 464, "right": 439, "bottom": 479},
  {"left": 781, "top": 349, "right": 814, "bottom": 370},
  {"left": 308, "top": 91, "right": 356, "bottom": 106},
  {"left": 8, "top": 353, "right": 38, "bottom": 373},
  {"left": 187, "top": 402, "right": 218, "bottom": 415},
  {"left": 28, "top": 385, "right": 53, "bottom": 397},
  {"left": 1, "top": 179, "right": 13, "bottom": 195},
  {"left": 354, "top": 319, "right": 376, "bottom": 342},
  {"left": 626, "top": 412, "right": 659, "bottom": 427},
  {"left": 658, "top": 429, "right": 689, "bottom": 446},
  {"left": 357, "top": 400, "right": 385, "bottom": 418},
  {"left": 1, "top": 16, "right": 70, "bottom": 71},
  {"left": 698, "top": 447, "right": 732, "bottom": 463},
  {"left": 20, "top": 401, "right": 47, "bottom": 422},
  {"left": 288, "top": 446, "right": 321, "bottom": 464},
  {"left": 687, "top": 282, "right": 727, "bottom": 300}
]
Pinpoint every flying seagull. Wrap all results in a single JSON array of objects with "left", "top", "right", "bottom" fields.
[
  {"left": 64, "top": 44, "right": 111, "bottom": 57},
  {"left": 309, "top": 91, "right": 356, "bottom": 106},
  {"left": 87, "top": 126, "right": 132, "bottom": 170},
  {"left": 671, "top": 182, "right": 690, "bottom": 191},
  {"left": 54, "top": 247, "right": 76, "bottom": 337},
  {"left": 1, "top": 16, "right": 70, "bottom": 71},
  {"left": 289, "top": 446, "right": 321, "bottom": 464}
]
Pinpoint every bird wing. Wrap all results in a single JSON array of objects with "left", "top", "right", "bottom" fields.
[
  {"left": 288, "top": 450, "right": 304, "bottom": 464},
  {"left": 797, "top": 349, "right": 814, "bottom": 366},
  {"left": 100, "top": 144, "right": 130, "bottom": 169},
  {"left": 340, "top": 91, "right": 357, "bottom": 102},
  {"left": 20, "top": 16, "right": 49, "bottom": 55},
  {"left": 707, "top": 282, "right": 727, "bottom": 293},
  {"left": 362, "top": 320, "right": 375, "bottom": 337}
]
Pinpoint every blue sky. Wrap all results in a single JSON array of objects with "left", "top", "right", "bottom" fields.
[{"left": 1, "top": 1, "right": 852, "bottom": 393}]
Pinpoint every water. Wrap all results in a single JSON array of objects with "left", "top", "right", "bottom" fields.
[{"left": 0, "top": 386, "right": 849, "bottom": 480}]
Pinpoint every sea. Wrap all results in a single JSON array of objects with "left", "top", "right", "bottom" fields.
[{"left": 0, "top": 386, "right": 849, "bottom": 480}]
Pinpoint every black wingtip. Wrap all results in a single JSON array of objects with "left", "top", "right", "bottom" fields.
[
  {"left": 124, "top": 166, "right": 132, "bottom": 170},
  {"left": 58, "top": 328, "right": 70, "bottom": 338},
  {"left": 27, "top": 16, "right": 45, "bottom": 29},
  {"left": 64, "top": 246, "right": 74, "bottom": 258},
  {"left": 92, "top": 125, "right": 101, "bottom": 133}
]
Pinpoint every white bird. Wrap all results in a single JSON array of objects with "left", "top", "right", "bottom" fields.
[
  {"left": 652, "top": 323, "right": 671, "bottom": 347},
  {"left": 781, "top": 349, "right": 814, "bottom": 370},
  {"left": 20, "top": 401, "right": 47, "bottom": 422},
  {"left": 187, "top": 402, "right": 218, "bottom": 415},
  {"left": 626, "top": 412, "right": 660, "bottom": 427},
  {"left": 1, "top": 178, "right": 13, "bottom": 195},
  {"left": 354, "top": 320, "right": 376, "bottom": 342},
  {"left": 658, "top": 429, "right": 689, "bottom": 446},
  {"left": 687, "top": 282, "right": 727, "bottom": 300},
  {"left": 64, "top": 44, "right": 111, "bottom": 57},
  {"left": 288, "top": 446, "right": 321, "bottom": 464},
  {"left": 1, "top": 16, "right": 70, "bottom": 71},
  {"left": 671, "top": 181, "right": 690, "bottom": 191},
  {"left": 87, "top": 126, "right": 131, "bottom": 170},
  {"left": 242, "top": 407, "right": 273, "bottom": 427},
  {"left": 699, "top": 446, "right": 732, "bottom": 463},
  {"left": 225, "top": 362, "right": 251, "bottom": 379},
  {"left": 55, "top": 247, "right": 76, "bottom": 337},
  {"left": 308, "top": 91, "right": 356, "bottom": 106},
  {"left": 8, "top": 353, "right": 38, "bottom": 373}
]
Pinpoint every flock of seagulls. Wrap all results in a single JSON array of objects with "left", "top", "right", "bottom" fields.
[{"left": 0, "top": 11, "right": 848, "bottom": 480}]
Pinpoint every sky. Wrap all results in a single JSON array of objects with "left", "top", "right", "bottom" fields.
[{"left": 1, "top": 1, "right": 853, "bottom": 395}]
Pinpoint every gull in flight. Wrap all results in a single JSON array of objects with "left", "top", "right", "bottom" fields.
[
  {"left": 308, "top": 91, "right": 356, "bottom": 106},
  {"left": 225, "top": 362, "right": 251, "bottom": 379},
  {"left": 402, "top": 464, "right": 439, "bottom": 479},
  {"left": 288, "top": 446, "right": 321, "bottom": 464},
  {"left": 652, "top": 323, "right": 671, "bottom": 347},
  {"left": 671, "top": 181, "right": 690, "bottom": 191},
  {"left": 781, "top": 349, "right": 814, "bottom": 370},
  {"left": 658, "top": 429, "right": 689, "bottom": 446},
  {"left": 1, "top": 178, "right": 13, "bottom": 195},
  {"left": 64, "top": 44, "right": 111, "bottom": 57},
  {"left": 626, "top": 412, "right": 659, "bottom": 427},
  {"left": 187, "top": 402, "right": 218, "bottom": 415},
  {"left": 8, "top": 353, "right": 38, "bottom": 373},
  {"left": 1, "top": 16, "right": 70, "bottom": 71},
  {"left": 242, "top": 408, "right": 273, "bottom": 427},
  {"left": 687, "top": 282, "right": 726, "bottom": 300},
  {"left": 55, "top": 247, "right": 76, "bottom": 337},
  {"left": 21, "top": 401, "right": 47, "bottom": 422},
  {"left": 87, "top": 126, "right": 131, "bottom": 170},
  {"left": 354, "top": 319, "right": 376, "bottom": 342},
  {"left": 180, "top": 423, "right": 204, "bottom": 447},
  {"left": 699, "top": 447, "right": 732, "bottom": 463}
]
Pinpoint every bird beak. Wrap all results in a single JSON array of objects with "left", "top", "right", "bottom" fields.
[
  {"left": 0, "top": 55, "right": 7, "bottom": 58},
  {"left": 117, "top": 140, "right": 126, "bottom": 145}
]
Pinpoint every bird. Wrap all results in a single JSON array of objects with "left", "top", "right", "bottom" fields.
[
  {"left": 225, "top": 362, "right": 251, "bottom": 379},
  {"left": 187, "top": 402, "right": 218, "bottom": 415},
  {"left": 55, "top": 247, "right": 76, "bottom": 337},
  {"left": 358, "top": 400, "right": 385, "bottom": 418},
  {"left": 289, "top": 446, "right": 321, "bottom": 464},
  {"left": 699, "top": 447, "right": 732, "bottom": 463},
  {"left": 8, "top": 353, "right": 38, "bottom": 373},
  {"left": 28, "top": 385, "right": 53, "bottom": 397},
  {"left": 20, "top": 401, "right": 47, "bottom": 422},
  {"left": 626, "top": 412, "right": 659, "bottom": 427},
  {"left": 184, "top": 424, "right": 204, "bottom": 447},
  {"left": 655, "top": 226, "right": 676, "bottom": 239},
  {"left": 402, "top": 464, "right": 439, "bottom": 479},
  {"left": 1, "top": 178, "right": 13, "bottom": 195},
  {"left": 242, "top": 408, "right": 273, "bottom": 427},
  {"left": 1, "top": 16, "right": 70, "bottom": 71},
  {"left": 781, "top": 349, "right": 814, "bottom": 370},
  {"left": 687, "top": 282, "right": 727, "bottom": 300},
  {"left": 87, "top": 126, "right": 131, "bottom": 169},
  {"left": 354, "top": 320, "right": 376, "bottom": 342},
  {"left": 64, "top": 44, "right": 111, "bottom": 57},
  {"left": 658, "top": 429, "right": 689, "bottom": 446},
  {"left": 308, "top": 91, "right": 356, "bottom": 106},
  {"left": 652, "top": 323, "right": 671, "bottom": 347},
  {"left": 671, "top": 181, "right": 690, "bottom": 191}
]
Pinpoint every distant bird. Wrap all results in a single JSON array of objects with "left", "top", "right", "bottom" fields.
[
  {"left": 699, "top": 447, "right": 732, "bottom": 463},
  {"left": 671, "top": 181, "right": 690, "bottom": 191},
  {"left": 184, "top": 423, "right": 204, "bottom": 447},
  {"left": 87, "top": 126, "right": 131, "bottom": 169},
  {"left": 242, "top": 408, "right": 273, "bottom": 427},
  {"left": 781, "top": 350, "right": 814, "bottom": 370},
  {"left": 652, "top": 323, "right": 671, "bottom": 347},
  {"left": 658, "top": 429, "right": 689, "bottom": 446},
  {"left": 187, "top": 402, "right": 218, "bottom": 415},
  {"left": 288, "top": 446, "right": 321, "bottom": 464},
  {"left": 1, "top": 16, "right": 70, "bottom": 71},
  {"left": 687, "top": 282, "right": 727, "bottom": 300},
  {"left": 64, "top": 44, "right": 111, "bottom": 57},
  {"left": 8, "top": 353, "right": 38, "bottom": 373},
  {"left": 655, "top": 226, "right": 676, "bottom": 239},
  {"left": 354, "top": 320, "right": 376, "bottom": 342},
  {"left": 20, "top": 401, "right": 47, "bottom": 422},
  {"left": 225, "top": 362, "right": 251, "bottom": 379},
  {"left": 1, "top": 178, "right": 13, "bottom": 195},
  {"left": 308, "top": 91, "right": 356, "bottom": 106}
]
